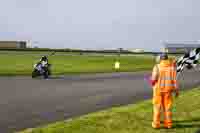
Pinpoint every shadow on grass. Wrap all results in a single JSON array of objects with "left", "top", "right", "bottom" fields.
[
  {"left": 174, "top": 124, "right": 200, "bottom": 128},
  {"left": 151, "top": 118, "right": 200, "bottom": 129},
  {"left": 173, "top": 117, "right": 200, "bottom": 129},
  {"left": 174, "top": 117, "right": 200, "bottom": 123}
]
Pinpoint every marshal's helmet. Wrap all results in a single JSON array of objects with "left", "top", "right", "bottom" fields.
[{"left": 160, "top": 53, "right": 168, "bottom": 60}]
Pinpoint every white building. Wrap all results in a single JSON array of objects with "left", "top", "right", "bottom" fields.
[{"left": 26, "top": 40, "right": 32, "bottom": 48}]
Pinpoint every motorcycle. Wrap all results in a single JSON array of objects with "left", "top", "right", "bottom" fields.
[{"left": 32, "top": 62, "right": 52, "bottom": 79}]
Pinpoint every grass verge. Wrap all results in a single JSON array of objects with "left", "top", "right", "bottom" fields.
[
  {"left": 18, "top": 87, "right": 200, "bottom": 133},
  {"left": 0, "top": 52, "right": 155, "bottom": 75}
]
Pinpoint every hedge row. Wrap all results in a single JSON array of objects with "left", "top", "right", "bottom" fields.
[{"left": 0, "top": 48, "right": 184, "bottom": 55}]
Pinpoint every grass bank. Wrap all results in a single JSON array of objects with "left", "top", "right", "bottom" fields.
[
  {"left": 0, "top": 52, "right": 154, "bottom": 75},
  {"left": 18, "top": 87, "right": 200, "bottom": 133}
]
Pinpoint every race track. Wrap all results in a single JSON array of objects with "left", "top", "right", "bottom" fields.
[{"left": 0, "top": 70, "right": 200, "bottom": 133}]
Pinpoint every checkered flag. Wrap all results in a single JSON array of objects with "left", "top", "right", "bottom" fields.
[{"left": 176, "top": 48, "right": 200, "bottom": 74}]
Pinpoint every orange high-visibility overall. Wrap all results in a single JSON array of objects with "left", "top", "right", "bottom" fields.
[{"left": 151, "top": 60, "right": 177, "bottom": 128}]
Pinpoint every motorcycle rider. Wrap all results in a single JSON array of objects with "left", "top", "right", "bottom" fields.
[
  {"left": 33, "top": 56, "right": 50, "bottom": 78},
  {"left": 40, "top": 56, "right": 48, "bottom": 67}
]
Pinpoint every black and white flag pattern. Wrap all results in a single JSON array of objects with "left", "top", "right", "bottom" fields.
[{"left": 176, "top": 48, "right": 200, "bottom": 74}]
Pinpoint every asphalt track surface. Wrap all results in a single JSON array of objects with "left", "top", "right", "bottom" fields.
[{"left": 0, "top": 70, "right": 200, "bottom": 133}]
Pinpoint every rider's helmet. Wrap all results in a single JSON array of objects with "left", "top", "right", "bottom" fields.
[{"left": 40, "top": 56, "right": 48, "bottom": 62}]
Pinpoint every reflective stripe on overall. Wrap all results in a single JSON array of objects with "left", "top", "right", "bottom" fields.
[{"left": 157, "top": 63, "right": 177, "bottom": 92}]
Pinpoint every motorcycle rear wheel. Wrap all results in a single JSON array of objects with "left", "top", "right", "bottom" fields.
[{"left": 32, "top": 69, "right": 40, "bottom": 78}]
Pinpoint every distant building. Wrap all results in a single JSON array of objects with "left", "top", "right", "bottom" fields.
[
  {"left": 0, "top": 41, "right": 28, "bottom": 48},
  {"left": 164, "top": 42, "right": 200, "bottom": 53},
  {"left": 128, "top": 49, "right": 145, "bottom": 53},
  {"left": 26, "top": 40, "right": 32, "bottom": 48}
]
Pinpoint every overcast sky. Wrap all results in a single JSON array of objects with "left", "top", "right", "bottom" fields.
[{"left": 0, "top": 0, "right": 200, "bottom": 51}]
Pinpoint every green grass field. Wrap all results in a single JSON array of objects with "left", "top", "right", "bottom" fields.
[
  {"left": 18, "top": 87, "right": 200, "bottom": 133},
  {"left": 0, "top": 51, "right": 155, "bottom": 75}
]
